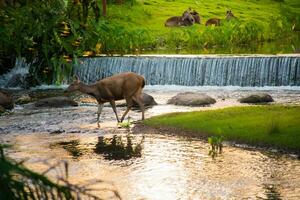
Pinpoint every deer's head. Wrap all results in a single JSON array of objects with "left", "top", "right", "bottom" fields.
[
  {"left": 65, "top": 76, "right": 81, "bottom": 93},
  {"left": 226, "top": 10, "right": 236, "bottom": 20}
]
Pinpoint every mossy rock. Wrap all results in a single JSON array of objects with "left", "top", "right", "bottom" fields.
[
  {"left": 15, "top": 94, "right": 33, "bottom": 104},
  {"left": 238, "top": 93, "right": 274, "bottom": 104},
  {"left": 34, "top": 96, "right": 78, "bottom": 108},
  {"left": 167, "top": 92, "right": 216, "bottom": 106}
]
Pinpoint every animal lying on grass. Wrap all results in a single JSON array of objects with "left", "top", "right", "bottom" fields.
[
  {"left": 205, "top": 10, "right": 237, "bottom": 26},
  {"left": 165, "top": 8, "right": 200, "bottom": 27},
  {"left": 65, "top": 72, "right": 145, "bottom": 127}
]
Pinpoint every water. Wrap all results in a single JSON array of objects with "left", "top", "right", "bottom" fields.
[
  {"left": 1, "top": 87, "right": 300, "bottom": 199},
  {"left": 2, "top": 55, "right": 299, "bottom": 88},
  {"left": 75, "top": 55, "right": 300, "bottom": 87}
]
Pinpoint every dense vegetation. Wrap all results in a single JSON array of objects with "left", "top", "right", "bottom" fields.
[
  {"left": 1, "top": 0, "right": 299, "bottom": 84},
  {"left": 145, "top": 105, "right": 300, "bottom": 151}
]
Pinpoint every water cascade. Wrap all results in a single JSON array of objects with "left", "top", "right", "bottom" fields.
[{"left": 75, "top": 55, "right": 300, "bottom": 86}]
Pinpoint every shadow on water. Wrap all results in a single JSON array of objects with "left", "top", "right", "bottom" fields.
[
  {"left": 51, "top": 139, "right": 83, "bottom": 159},
  {"left": 94, "top": 135, "right": 144, "bottom": 160}
]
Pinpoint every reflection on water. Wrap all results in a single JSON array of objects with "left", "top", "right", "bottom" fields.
[
  {"left": 94, "top": 135, "right": 144, "bottom": 160},
  {"left": 1, "top": 87, "right": 300, "bottom": 199},
  {"left": 2, "top": 133, "right": 300, "bottom": 200}
]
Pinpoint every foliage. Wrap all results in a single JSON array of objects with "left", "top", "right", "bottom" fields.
[
  {"left": 0, "top": 145, "right": 121, "bottom": 200},
  {"left": 1, "top": 0, "right": 300, "bottom": 84},
  {"left": 0, "top": 0, "right": 101, "bottom": 84},
  {"left": 94, "top": 135, "right": 144, "bottom": 160},
  {"left": 145, "top": 105, "right": 300, "bottom": 151}
]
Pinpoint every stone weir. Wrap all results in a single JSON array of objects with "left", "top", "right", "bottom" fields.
[{"left": 74, "top": 55, "right": 300, "bottom": 87}]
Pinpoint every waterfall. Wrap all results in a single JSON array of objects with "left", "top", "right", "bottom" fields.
[
  {"left": 74, "top": 55, "right": 300, "bottom": 86},
  {"left": 0, "top": 58, "right": 29, "bottom": 88}
]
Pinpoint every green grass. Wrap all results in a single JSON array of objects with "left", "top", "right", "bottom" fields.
[
  {"left": 145, "top": 105, "right": 300, "bottom": 151},
  {"left": 95, "top": 0, "right": 300, "bottom": 54}
]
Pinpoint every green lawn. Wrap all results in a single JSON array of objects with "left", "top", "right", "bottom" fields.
[
  {"left": 95, "top": 0, "right": 300, "bottom": 53},
  {"left": 145, "top": 105, "right": 300, "bottom": 151}
]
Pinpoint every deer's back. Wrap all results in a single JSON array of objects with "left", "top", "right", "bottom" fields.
[
  {"left": 205, "top": 18, "right": 220, "bottom": 26},
  {"left": 97, "top": 72, "right": 144, "bottom": 101}
]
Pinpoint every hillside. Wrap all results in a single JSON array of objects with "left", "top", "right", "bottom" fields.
[{"left": 95, "top": 0, "right": 300, "bottom": 54}]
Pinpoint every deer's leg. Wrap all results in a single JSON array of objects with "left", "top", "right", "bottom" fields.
[
  {"left": 97, "top": 103, "right": 104, "bottom": 127},
  {"left": 133, "top": 92, "right": 145, "bottom": 120},
  {"left": 120, "top": 97, "right": 133, "bottom": 122},
  {"left": 109, "top": 100, "right": 120, "bottom": 122}
]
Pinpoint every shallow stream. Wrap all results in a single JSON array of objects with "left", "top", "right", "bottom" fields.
[{"left": 1, "top": 86, "right": 300, "bottom": 199}]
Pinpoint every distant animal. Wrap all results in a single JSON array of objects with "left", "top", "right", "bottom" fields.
[
  {"left": 181, "top": 8, "right": 195, "bottom": 25},
  {"left": 190, "top": 10, "right": 201, "bottom": 24},
  {"left": 205, "top": 10, "right": 236, "bottom": 26},
  {"left": 65, "top": 72, "right": 145, "bottom": 127},
  {"left": 165, "top": 8, "right": 197, "bottom": 27}
]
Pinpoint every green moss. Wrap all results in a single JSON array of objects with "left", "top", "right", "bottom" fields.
[{"left": 145, "top": 105, "right": 300, "bottom": 151}]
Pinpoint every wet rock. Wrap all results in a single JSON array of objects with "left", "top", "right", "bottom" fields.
[
  {"left": 167, "top": 92, "right": 216, "bottom": 106},
  {"left": 118, "top": 93, "right": 157, "bottom": 108},
  {"left": 15, "top": 94, "right": 32, "bottom": 104},
  {"left": 34, "top": 96, "right": 78, "bottom": 108},
  {"left": 239, "top": 93, "right": 274, "bottom": 104},
  {"left": 0, "top": 91, "right": 14, "bottom": 109},
  {"left": 0, "top": 105, "right": 5, "bottom": 114},
  {"left": 49, "top": 129, "right": 65, "bottom": 134},
  {"left": 134, "top": 93, "right": 157, "bottom": 107}
]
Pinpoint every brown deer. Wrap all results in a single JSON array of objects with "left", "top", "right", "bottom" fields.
[
  {"left": 165, "top": 8, "right": 195, "bottom": 27},
  {"left": 205, "top": 10, "right": 236, "bottom": 26},
  {"left": 65, "top": 72, "right": 145, "bottom": 127}
]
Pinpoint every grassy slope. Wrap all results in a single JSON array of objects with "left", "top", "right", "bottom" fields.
[
  {"left": 106, "top": 0, "right": 299, "bottom": 36},
  {"left": 145, "top": 105, "right": 300, "bottom": 151}
]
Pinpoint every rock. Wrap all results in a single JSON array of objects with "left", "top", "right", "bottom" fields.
[
  {"left": 0, "top": 91, "right": 14, "bottom": 109},
  {"left": 167, "top": 92, "right": 216, "bottom": 106},
  {"left": 133, "top": 93, "right": 157, "bottom": 107},
  {"left": 0, "top": 105, "right": 5, "bottom": 114},
  {"left": 118, "top": 93, "right": 158, "bottom": 108},
  {"left": 238, "top": 93, "right": 274, "bottom": 103},
  {"left": 34, "top": 97, "right": 78, "bottom": 108},
  {"left": 15, "top": 94, "right": 32, "bottom": 104}
]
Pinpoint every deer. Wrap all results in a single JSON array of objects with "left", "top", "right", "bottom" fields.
[
  {"left": 205, "top": 10, "right": 237, "bottom": 26},
  {"left": 65, "top": 72, "right": 145, "bottom": 127},
  {"left": 165, "top": 8, "right": 195, "bottom": 27}
]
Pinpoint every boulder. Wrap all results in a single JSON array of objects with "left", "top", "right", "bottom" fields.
[
  {"left": 167, "top": 92, "right": 216, "bottom": 106},
  {"left": 133, "top": 93, "right": 157, "bottom": 108},
  {"left": 0, "top": 106, "right": 5, "bottom": 114},
  {"left": 0, "top": 91, "right": 14, "bottom": 109},
  {"left": 238, "top": 93, "right": 274, "bottom": 104},
  {"left": 15, "top": 94, "right": 32, "bottom": 104},
  {"left": 34, "top": 97, "right": 78, "bottom": 108}
]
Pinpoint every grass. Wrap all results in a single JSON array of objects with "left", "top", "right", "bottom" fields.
[
  {"left": 144, "top": 105, "right": 300, "bottom": 151},
  {"left": 94, "top": 0, "right": 300, "bottom": 54}
]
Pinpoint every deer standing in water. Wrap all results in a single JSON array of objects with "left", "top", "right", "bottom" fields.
[
  {"left": 65, "top": 72, "right": 145, "bottom": 127},
  {"left": 205, "top": 10, "right": 237, "bottom": 26}
]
